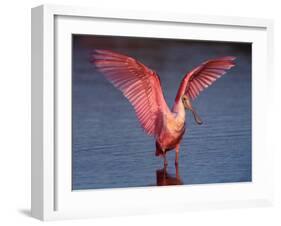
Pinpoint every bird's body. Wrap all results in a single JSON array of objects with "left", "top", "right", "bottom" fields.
[
  {"left": 90, "top": 50, "right": 235, "bottom": 166},
  {"left": 155, "top": 101, "right": 185, "bottom": 154}
]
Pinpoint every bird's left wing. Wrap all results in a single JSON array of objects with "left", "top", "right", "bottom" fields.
[
  {"left": 90, "top": 50, "right": 170, "bottom": 136},
  {"left": 176, "top": 57, "right": 236, "bottom": 101}
]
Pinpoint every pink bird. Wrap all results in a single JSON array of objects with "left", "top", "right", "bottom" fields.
[{"left": 90, "top": 50, "right": 236, "bottom": 166}]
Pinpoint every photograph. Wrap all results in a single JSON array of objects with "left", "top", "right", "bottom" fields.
[{"left": 72, "top": 34, "right": 252, "bottom": 190}]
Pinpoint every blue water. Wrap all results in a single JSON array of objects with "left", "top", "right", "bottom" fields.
[{"left": 72, "top": 35, "right": 252, "bottom": 190}]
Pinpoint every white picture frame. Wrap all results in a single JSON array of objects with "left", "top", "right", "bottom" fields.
[{"left": 31, "top": 4, "right": 274, "bottom": 221}]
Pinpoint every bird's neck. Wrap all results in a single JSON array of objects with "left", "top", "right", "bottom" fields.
[{"left": 172, "top": 100, "right": 186, "bottom": 122}]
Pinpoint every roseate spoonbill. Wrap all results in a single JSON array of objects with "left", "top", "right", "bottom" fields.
[{"left": 90, "top": 50, "right": 235, "bottom": 166}]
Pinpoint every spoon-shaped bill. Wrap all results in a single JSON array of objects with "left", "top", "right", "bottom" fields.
[{"left": 191, "top": 108, "right": 203, "bottom": 125}]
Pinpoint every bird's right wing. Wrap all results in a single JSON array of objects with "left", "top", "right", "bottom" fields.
[{"left": 90, "top": 50, "right": 170, "bottom": 136}]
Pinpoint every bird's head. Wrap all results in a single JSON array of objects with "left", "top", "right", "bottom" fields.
[{"left": 182, "top": 95, "right": 203, "bottom": 125}]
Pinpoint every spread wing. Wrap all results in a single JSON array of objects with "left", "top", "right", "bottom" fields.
[
  {"left": 90, "top": 50, "right": 170, "bottom": 136},
  {"left": 176, "top": 57, "right": 236, "bottom": 101}
]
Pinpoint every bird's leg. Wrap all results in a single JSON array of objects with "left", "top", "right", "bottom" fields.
[
  {"left": 175, "top": 163, "right": 180, "bottom": 180},
  {"left": 163, "top": 150, "right": 168, "bottom": 167},
  {"left": 175, "top": 144, "right": 180, "bottom": 166}
]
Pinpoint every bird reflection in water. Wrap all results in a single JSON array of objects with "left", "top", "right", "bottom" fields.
[{"left": 156, "top": 164, "right": 183, "bottom": 186}]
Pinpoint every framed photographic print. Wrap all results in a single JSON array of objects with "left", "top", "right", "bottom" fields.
[{"left": 31, "top": 4, "right": 274, "bottom": 221}]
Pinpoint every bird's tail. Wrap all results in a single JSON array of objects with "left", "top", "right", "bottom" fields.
[{"left": 155, "top": 141, "right": 163, "bottom": 157}]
